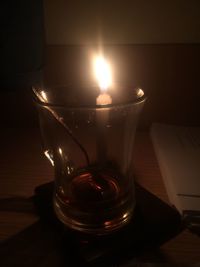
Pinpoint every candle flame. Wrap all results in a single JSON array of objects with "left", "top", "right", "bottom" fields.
[{"left": 94, "top": 56, "right": 112, "bottom": 91}]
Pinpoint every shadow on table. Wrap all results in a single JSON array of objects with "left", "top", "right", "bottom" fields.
[{"left": 0, "top": 182, "right": 183, "bottom": 267}]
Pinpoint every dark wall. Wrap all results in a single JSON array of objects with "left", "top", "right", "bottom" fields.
[
  {"left": 44, "top": 0, "right": 200, "bottom": 45},
  {"left": 0, "top": 0, "right": 44, "bottom": 90}
]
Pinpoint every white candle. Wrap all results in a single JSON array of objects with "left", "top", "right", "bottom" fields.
[
  {"left": 96, "top": 92, "right": 112, "bottom": 106},
  {"left": 93, "top": 55, "right": 112, "bottom": 164}
]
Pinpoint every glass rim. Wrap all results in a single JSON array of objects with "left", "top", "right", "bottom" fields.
[{"left": 32, "top": 86, "right": 146, "bottom": 110}]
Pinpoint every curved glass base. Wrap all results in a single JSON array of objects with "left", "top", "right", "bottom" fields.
[
  {"left": 54, "top": 194, "right": 135, "bottom": 235},
  {"left": 53, "top": 169, "right": 135, "bottom": 235}
]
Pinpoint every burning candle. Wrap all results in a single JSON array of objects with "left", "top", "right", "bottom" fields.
[
  {"left": 93, "top": 55, "right": 112, "bottom": 164},
  {"left": 94, "top": 55, "right": 112, "bottom": 106}
]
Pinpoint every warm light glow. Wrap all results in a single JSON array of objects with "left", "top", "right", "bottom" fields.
[
  {"left": 123, "top": 213, "right": 129, "bottom": 219},
  {"left": 58, "top": 147, "right": 63, "bottom": 155},
  {"left": 32, "top": 88, "right": 48, "bottom": 103},
  {"left": 96, "top": 93, "right": 112, "bottom": 105},
  {"left": 137, "top": 88, "right": 144, "bottom": 98},
  {"left": 44, "top": 150, "right": 54, "bottom": 166},
  {"left": 94, "top": 56, "right": 112, "bottom": 91},
  {"left": 41, "top": 90, "right": 48, "bottom": 102}
]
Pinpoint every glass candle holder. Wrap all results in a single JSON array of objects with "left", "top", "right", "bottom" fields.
[{"left": 33, "top": 85, "right": 146, "bottom": 234}]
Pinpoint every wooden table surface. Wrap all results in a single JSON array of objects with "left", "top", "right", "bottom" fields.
[{"left": 0, "top": 128, "right": 199, "bottom": 265}]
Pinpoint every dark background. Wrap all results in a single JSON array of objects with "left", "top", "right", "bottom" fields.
[{"left": 1, "top": 0, "right": 44, "bottom": 90}]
